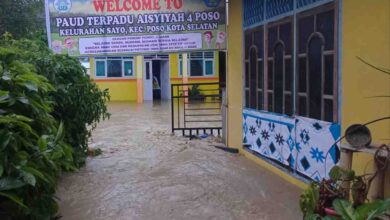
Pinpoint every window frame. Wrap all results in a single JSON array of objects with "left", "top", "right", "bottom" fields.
[
  {"left": 94, "top": 57, "right": 135, "bottom": 79},
  {"left": 243, "top": 2, "right": 339, "bottom": 123},
  {"left": 188, "top": 52, "right": 215, "bottom": 77},
  {"left": 295, "top": 3, "right": 339, "bottom": 122},
  {"left": 178, "top": 54, "right": 183, "bottom": 77}
]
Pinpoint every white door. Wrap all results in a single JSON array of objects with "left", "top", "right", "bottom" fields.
[{"left": 144, "top": 61, "right": 153, "bottom": 101}]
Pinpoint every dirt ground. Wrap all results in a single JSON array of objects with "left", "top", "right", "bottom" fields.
[{"left": 57, "top": 102, "right": 302, "bottom": 220}]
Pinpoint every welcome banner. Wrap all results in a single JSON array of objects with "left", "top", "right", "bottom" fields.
[{"left": 45, "top": 0, "right": 226, "bottom": 56}]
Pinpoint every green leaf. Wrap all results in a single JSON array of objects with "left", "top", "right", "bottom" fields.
[
  {"left": 0, "top": 164, "right": 3, "bottom": 177},
  {"left": 329, "top": 166, "right": 355, "bottom": 182},
  {"left": 323, "top": 216, "right": 340, "bottom": 220},
  {"left": 359, "top": 198, "right": 390, "bottom": 220},
  {"left": 329, "top": 166, "right": 342, "bottom": 181},
  {"left": 51, "top": 150, "right": 63, "bottom": 160},
  {"left": 0, "top": 90, "right": 9, "bottom": 103},
  {"left": 54, "top": 122, "right": 64, "bottom": 143},
  {"left": 15, "top": 151, "right": 29, "bottom": 162},
  {"left": 0, "top": 177, "right": 25, "bottom": 191},
  {"left": 0, "top": 131, "right": 11, "bottom": 151},
  {"left": 333, "top": 199, "right": 355, "bottom": 220},
  {"left": 300, "top": 183, "right": 320, "bottom": 215},
  {"left": 21, "top": 81, "right": 38, "bottom": 92},
  {"left": 38, "top": 136, "right": 48, "bottom": 151},
  {"left": 22, "top": 166, "right": 51, "bottom": 184},
  {"left": 17, "top": 96, "right": 29, "bottom": 104},
  {"left": 0, "top": 191, "right": 27, "bottom": 209},
  {"left": 19, "top": 170, "right": 36, "bottom": 186},
  {"left": 304, "top": 213, "right": 322, "bottom": 220}
]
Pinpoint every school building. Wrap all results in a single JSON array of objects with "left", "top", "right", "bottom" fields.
[
  {"left": 85, "top": 52, "right": 223, "bottom": 102},
  {"left": 82, "top": 0, "right": 390, "bottom": 198}
]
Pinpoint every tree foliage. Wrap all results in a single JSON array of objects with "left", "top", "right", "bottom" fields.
[
  {"left": 0, "top": 35, "right": 110, "bottom": 219},
  {"left": 0, "top": 0, "right": 45, "bottom": 39}
]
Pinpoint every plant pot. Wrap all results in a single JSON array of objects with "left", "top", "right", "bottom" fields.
[
  {"left": 345, "top": 124, "right": 372, "bottom": 148},
  {"left": 324, "top": 207, "right": 340, "bottom": 217}
]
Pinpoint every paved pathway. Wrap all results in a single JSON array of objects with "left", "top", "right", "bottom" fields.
[{"left": 57, "top": 102, "right": 302, "bottom": 220}]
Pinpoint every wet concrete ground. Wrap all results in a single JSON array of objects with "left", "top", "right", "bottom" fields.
[{"left": 57, "top": 102, "right": 302, "bottom": 220}]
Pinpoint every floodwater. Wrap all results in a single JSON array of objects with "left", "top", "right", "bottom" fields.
[{"left": 57, "top": 102, "right": 302, "bottom": 220}]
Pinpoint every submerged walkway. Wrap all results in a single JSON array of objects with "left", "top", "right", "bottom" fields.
[{"left": 57, "top": 102, "right": 302, "bottom": 220}]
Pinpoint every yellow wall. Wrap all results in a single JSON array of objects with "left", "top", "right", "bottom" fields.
[
  {"left": 90, "top": 57, "right": 138, "bottom": 101},
  {"left": 341, "top": 0, "right": 390, "bottom": 196},
  {"left": 227, "top": 0, "right": 244, "bottom": 149},
  {"left": 91, "top": 53, "right": 220, "bottom": 101},
  {"left": 170, "top": 52, "right": 221, "bottom": 97},
  {"left": 95, "top": 80, "right": 137, "bottom": 101}
]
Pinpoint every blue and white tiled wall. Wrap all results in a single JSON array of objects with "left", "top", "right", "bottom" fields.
[{"left": 243, "top": 109, "right": 341, "bottom": 181}]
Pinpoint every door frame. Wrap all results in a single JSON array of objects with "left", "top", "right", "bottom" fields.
[{"left": 143, "top": 60, "right": 153, "bottom": 101}]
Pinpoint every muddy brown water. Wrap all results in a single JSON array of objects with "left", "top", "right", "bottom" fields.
[{"left": 57, "top": 102, "right": 302, "bottom": 220}]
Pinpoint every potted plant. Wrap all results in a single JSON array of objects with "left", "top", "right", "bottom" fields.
[
  {"left": 300, "top": 165, "right": 390, "bottom": 220},
  {"left": 188, "top": 84, "right": 205, "bottom": 102}
]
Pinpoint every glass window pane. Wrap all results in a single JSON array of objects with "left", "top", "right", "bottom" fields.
[
  {"left": 308, "top": 37, "right": 323, "bottom": 120},
  {"left": 107, "top": 60, "right": 122, "bottom": 77},
  {"left": 190, "top": 52, "right": 203, "bottom": 58},
  {"left": 285, "top": 94, "right": 292, "bottom": 116},
  {"left": 245, "top": 31, "right": 252, "bottom": 60},
  {"left": 190, "top": 60, "right": 203, "bottom": 76},
  {"left": 96, "top": 61, "right": 105, "bottom": 77},
  {"left": 268, "top": 93, "right": 273, "bottom": 112},
  {"left": 249, "top": 48, "right": 257, "bottom": 109},
  {"left": 268, "top": 26, "right": 278, "bottom": 55},
  {"left": 254, "top": 28, "right": 263, "bottom": 58},
  {"left": 317, "top": 10, "right": 334, "bottom": 51},
  {"left": 257, "top": 91, "right": 263, "bottom": 110},
  {"left": 124, "top": 61, "right": 133, "bottom": 76},
  {"left": 324, "top": 99, "right": 334, "bottom": 122},
  {"left": 179, "top": 60, "right": 183, "bottom": 76},
  {"left": 205, "top": 60, "right": 213, "bottom": 75},
  {"left": 274, "top": 43, "right": 284, "bottom": 114},
  {"left": 298, "top": 15, "right": 314, "bottom": 53},
  {"left": 298, "top": 96, "right": 307, "bottom": 117},
  {"left": 245, "top": 90, "right": 250, "bottom": 108},
  {"left": 204, "top": 52, "right": 214, "bottom": 58},
  {"left": 245, "top": 62, "right": 250, "bottom": 88},
  {"left": 280, "top": 22, "right": 292, "bottom": 55},
  {"left": 268, "top": 60, "right": 273, "bottom": 90},
  {"left": 285, "top": 58, "right": 292, "bottom": 91},
  {"left": 257, "top": 60, "right": 263, "bottom": 90},
  {"left": 324, "top": 55, "right": 334, "bottom": 95},
  {"left": 298, "top": 57, "right": 307, "bottom": 93}
]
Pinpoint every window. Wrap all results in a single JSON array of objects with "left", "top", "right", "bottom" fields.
[
  {"left": 188, "top": 52, "right": 215, "bottom": 77},
  {"left": 243, "top": 3, "right": 337, "bottom": 122},
  {"left": 266, "top": 19, "right": 294, "bottom": 116},
  {"left": 244, "top": 26, "right": 264, "bottom": 110},
  {"left": 178, "top": 54, "right": 184, "bottom": 76},
  {"left": 297, "top": 8, "right": 337, "bottom": 122},
  {"left": 94, "top": 57, "right": 134, "bottom": 78}
]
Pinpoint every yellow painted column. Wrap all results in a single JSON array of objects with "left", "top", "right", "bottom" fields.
[
  {"left": 341, "top": 0, "right": 390, "bottom": 197},
  {"left": 182, "top": 53, "right": 188, "bottom": 83},
  {"left": 227, "top": 0, "right": 244, "bottom": 149},
  {"left": 135, "top": 55, "right": 144, "bottom": 103},
  {"left": 89, "top": 57, "right": 95, "bottom": 80},
  {"left": 182, "top": 53, "right": 189, "bottom": 102}
]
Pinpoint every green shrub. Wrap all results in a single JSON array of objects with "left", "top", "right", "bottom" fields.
[{"left": 0, "top": 36, "right": 110, "bottom": 219}]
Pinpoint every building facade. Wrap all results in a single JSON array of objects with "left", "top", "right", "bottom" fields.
[
  {"left": 88, "top": 52, "right": 221, "bottom": 102},
  {"left": 227, "top": 0, "right": 390, "bottom": 196}
]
